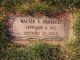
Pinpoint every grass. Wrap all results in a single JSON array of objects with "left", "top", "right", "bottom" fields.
[
  {"left": 71, "top": 12, "right": 80, "bottom": 60},
  {"left": 1, "top": 0, "right": 79, "bottom": 14},
  {"left": 0, "top": 0, "right": 80, "bottom": 60},
  {"left": 1, "top": 43, "right": 62, "bottom": 60},
  {"left": 62, "top": 12, "right": 80, "bottom": 60},
  {"left": 0, "top": 20, "right": 8, "bottom": 59}
]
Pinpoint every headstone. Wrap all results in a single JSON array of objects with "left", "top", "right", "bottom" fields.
[{"left": 6, "top": 12, "right": 70, "bottom": 44}]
